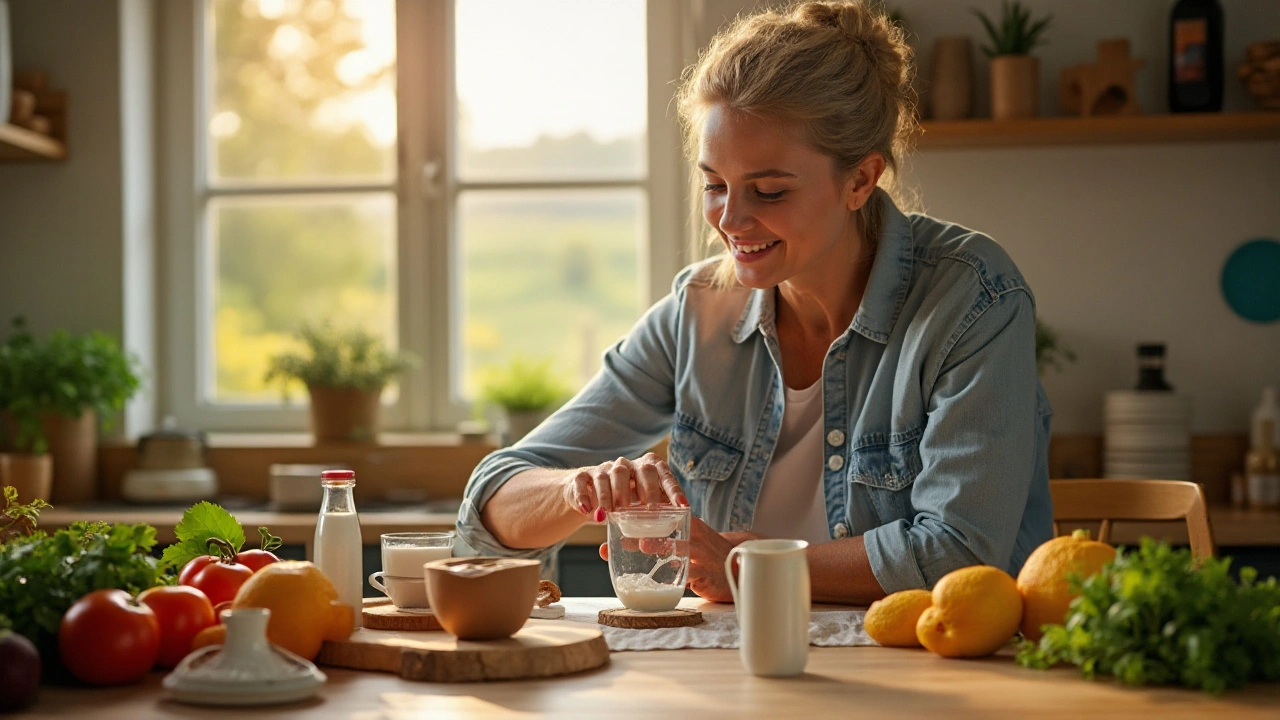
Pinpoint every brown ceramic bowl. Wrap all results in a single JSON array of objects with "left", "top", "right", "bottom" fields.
[{"left": 424, "top": 557, "right": 541, "bottom": 640}]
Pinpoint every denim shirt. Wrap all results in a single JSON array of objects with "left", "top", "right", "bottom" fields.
[{"left": 457, "top": 193, "right": 1054, "bottom": 593}]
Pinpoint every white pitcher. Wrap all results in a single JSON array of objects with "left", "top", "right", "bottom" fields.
[{"left": 724, "top": 539, "right": 810, "bottom": 677}]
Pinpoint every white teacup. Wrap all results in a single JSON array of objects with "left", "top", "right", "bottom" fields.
[
  {"left": 368, "top": 572, "right": 429, "bottom": 609},
  {"left": 372, "top": 532, "right": 453, "bottom": 610}
]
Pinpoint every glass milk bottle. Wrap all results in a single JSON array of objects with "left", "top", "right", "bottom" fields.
[{"left": 314, "top": 469, "right": 363, "bottom": 627}]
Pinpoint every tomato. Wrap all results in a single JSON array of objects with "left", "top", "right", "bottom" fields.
[
  {"left": 58, "top": 589, "right": 160, "bottom": 686},
  {"left": 212, "top": 601, "right": 233, "bottom": 623},
  {"left": 235, "top": 549, "right": 281, "bottom": 572},
  {"left": 137, "top": 586, "right": 216, "bottom": 668},
  {"left": 178, "top": 555, "right": 217, "bottom": 586},
  {"left": 190, "top": 560, "right": 254, "bottom": 607}
]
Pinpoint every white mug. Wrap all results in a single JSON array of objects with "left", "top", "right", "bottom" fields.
[{"left": 725, "top": 539, "right": 810, "bottom": 677}]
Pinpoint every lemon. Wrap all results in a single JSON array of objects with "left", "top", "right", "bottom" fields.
[
  {"left": 916, "top": 565, "right": 1022, "bottom": 658},
  {"left": 865, "top": 589, "right": 932, "bottom": 648},
  {"left": 1016, "top": 529, "right": 1116, "bottom": 641}
]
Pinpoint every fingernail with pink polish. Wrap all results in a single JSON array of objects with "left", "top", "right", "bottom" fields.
[{"left": 593, "top": 507, "right": 607, "bottom": 523}]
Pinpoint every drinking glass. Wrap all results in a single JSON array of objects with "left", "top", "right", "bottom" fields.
[{"left": 606, "top": 506, "right": 690, "bottom": 613}]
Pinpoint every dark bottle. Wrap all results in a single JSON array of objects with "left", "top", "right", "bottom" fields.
[
  {"left": 1168, "top": 0, "right": 1224, "bottom": 113},
  {"left": 1136, "top": 344, "right": 1174, "bottom": 392}
]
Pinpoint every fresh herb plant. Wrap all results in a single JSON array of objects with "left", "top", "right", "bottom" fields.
[
  {"left": 0, "top": 518, "right": 166, "bottom": 659},
  {"left": 1016, "top": 539, "right": 1280, "bottom": 694},
  {"left": 0, "top": 486, "right": 51, "bottom": 545},
  {"left": 159, "top": 501, "right": 248, "bottom": 571},
  {"left": 0, "top": 317, "right": 143, "bottom": 453},
  {"left": 264, "top": 321, "right": 417, "bottom": 400},
  {"left": 971, "top": 1, "right": 1052, "bottom": 58},
  {"left": 478, "top": 356, "right": 571, "bottom": 413}
]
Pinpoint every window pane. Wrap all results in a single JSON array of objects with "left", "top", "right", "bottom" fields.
[
  {"left": 209, "top": 194, "right": 397, "bottom": 402},
  {"left": 209, "top": 0, "right": 396, "bottom": 183},
  {"left": 455, "top": 0, "right": 646, "bottom": 181},
  {"left": 458, "top": 190, "right": 644, "bottom": 399}
]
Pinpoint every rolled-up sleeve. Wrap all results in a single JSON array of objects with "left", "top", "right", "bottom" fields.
[
  {"left": 456, "top": 273, "right": 688, "bottom": 564},
  {"left": 863, "top": 288, "right": 1039, "bottom": 592}
]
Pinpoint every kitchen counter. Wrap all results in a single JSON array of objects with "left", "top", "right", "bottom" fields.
[
  {"left": 37, "top": 504, "right": 1280, "bottom": 549},
  {"left": 21, "top": 630, "right": 1280, "bottom": 718},
  {"left": 38, "top": 503, "right": 608, "bottom": 549}
]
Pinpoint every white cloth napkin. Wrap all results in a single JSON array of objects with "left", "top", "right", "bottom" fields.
[{"left": 558, "top": 597, "right": 873, "bottom": 652}]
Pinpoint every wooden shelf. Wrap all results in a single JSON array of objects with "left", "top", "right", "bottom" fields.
[
  {"left": 917, "top": 111, "right": 1280, "bottom": 150},
  {"left": 0, "top": 122, "right": 67, "bottom": 161}
]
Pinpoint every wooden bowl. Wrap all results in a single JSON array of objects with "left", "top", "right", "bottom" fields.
[{"left": 424, "top": 558, "right": 541, "bottom": 640}]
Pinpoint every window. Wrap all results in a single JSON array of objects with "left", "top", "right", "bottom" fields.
[{"left": 162, "top": 0, "right": 687, "bottom": 431}]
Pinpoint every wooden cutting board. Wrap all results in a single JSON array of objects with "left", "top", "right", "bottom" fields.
[{"left": 316, "top": 624, "right": 609, "bottom": 683}]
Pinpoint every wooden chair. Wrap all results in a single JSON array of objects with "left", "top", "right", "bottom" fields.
[{"left": 1048, "top": 479, "right": 1217, "bottom": 560}]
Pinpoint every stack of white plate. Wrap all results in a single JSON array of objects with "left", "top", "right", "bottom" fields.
[{"left": 1104, "top": 391, "right": 1191, "bottom": 480}]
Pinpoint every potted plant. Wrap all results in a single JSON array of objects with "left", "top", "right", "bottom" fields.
[
  {"left": 265, "top": 322, "right": 417, "bottom": 444},
  {"left": 973, "top": 1, "right": 1053, "bottom": 119},
  {"left": 1036, "top": 319, "right": 1077, "bottom": 376},
  {"left": 0, "top": 318, "right": 142, "bottom": 503},
  {"left": 478, "top": 357, "right": 571, "bottom": 445}
]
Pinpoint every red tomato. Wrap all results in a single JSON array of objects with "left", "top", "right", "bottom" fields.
[
  {"left": 58, "top": 589, "right": 160, "bottom": 686},
  {"left": 235, "top": 549, "right": 281, "bottom": 572},
  {"left": 178, "top": 555, "right": 217, "bottom": 586},
  {"left": 212, "top": 601, "right": 232, "bottom": 624},
  {"left": 190, "top": 560, "right": 254, "bottom": 607},
  {"left": 137, "top": 585, "right": 216, "bottom": 668}
]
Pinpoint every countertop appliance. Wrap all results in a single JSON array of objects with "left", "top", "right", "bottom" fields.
[{"left": 122, "top": 422, "right": 218, "bottom": 503}]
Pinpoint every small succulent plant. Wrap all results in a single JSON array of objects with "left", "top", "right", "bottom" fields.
[{"left": 972, "top": 1, "right": 1053, "bottom": 58}]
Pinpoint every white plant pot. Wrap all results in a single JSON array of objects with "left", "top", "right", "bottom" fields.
[{"left": 503, "top": 409, "right": 551, "bottom": 446}]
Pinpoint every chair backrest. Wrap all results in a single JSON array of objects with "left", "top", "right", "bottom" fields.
[{"left": 1048, "top": 479, "right": 1216, "bottom": 560}]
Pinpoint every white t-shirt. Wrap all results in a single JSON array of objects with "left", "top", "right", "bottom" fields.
[{"left": 750, "top": 380, "right": 831, "bottom": 545}]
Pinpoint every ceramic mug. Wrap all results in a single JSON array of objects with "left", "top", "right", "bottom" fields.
[{"left": 725, "top": 539, "right": 810, "bottom": 677}]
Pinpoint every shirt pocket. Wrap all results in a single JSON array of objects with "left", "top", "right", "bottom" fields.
[
  {"left": 849, "top": 430, "right": 923, "bottom": 524},
  {"left": 668, "top": 420, "right": 744, "bottom": 514}
]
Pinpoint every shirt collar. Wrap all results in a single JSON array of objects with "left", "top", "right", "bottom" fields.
[{"left": 730, "top": 191, "right": 913, "bottom": 345}]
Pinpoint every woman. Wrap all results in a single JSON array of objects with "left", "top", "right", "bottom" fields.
[{"left": 457, "top": 0, "right": 1053, "bottom": 605}]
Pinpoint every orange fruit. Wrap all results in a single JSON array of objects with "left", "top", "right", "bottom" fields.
[
  {"left": 190, "top": 624, "right": 225, "bottom": 652},
  {"left": 1016, "top": 529, "right": 1116, "bottom": 641},
  {"left": 865, "top": 589, "right": 932, "bottom": 648},
  {"left": 916, "top": 565, "right": 1022, "bottom": 658},
  {"left": 230, "top": 561, "right": 355, "bottom": 660}
]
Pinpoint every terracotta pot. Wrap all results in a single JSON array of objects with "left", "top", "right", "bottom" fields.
[
  {"left": 930, "top": 36, "right": 974, "bottom": 120},
  {"left": 990, "top": 54, "right": 1039, "bottom": 120},
  {"left": 1, "top": 452, "right": 53, "bottom": 503},
  {"left": 42, "top": 410, "right": 97, "bottom": 504},
  {"left": 425, "top": 557, "right": 541, "bottom": 640},
  {"left": 307, "top": 386, "right": 382, "bottom": 444},
  {"left": 503, "top": 409, "right": 551, "bottom": 446}
]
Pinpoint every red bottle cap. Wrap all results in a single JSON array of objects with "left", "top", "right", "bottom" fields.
[{"left": 320, "top": 469, "right": 356, "bottom": 480}]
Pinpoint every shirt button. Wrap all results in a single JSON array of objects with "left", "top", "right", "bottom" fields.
[
  {"left": 827, "top": 455, "right": 844, "bottom": 471},
  {"left": 826, "top": 429, "right": 845, "bottom": 447},
  {"left": 833, "top": 523, "right": 850, "bottom": 539}
]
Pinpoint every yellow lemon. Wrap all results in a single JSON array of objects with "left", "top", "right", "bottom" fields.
[
  {"left": 865, "top": 589, "right": 933, "bottom": 648},
  {"left": 1016, "top": 529, "right": 1116, "bottom": 641},
  {"left": 916, "top": 565, "right": 1022, "bottom": 658}
]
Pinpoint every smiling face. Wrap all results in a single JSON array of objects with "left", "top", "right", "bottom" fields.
[{"left": 698, "top": 103, "right": 866, "bottom": 292}]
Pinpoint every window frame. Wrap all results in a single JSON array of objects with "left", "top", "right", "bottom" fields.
[{"left": 159, "top": 0, "right": 689, "bottom": 432}]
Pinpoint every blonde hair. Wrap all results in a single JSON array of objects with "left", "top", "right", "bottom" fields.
[{"left": 676, "top": 1, "right": 919, "bottom": 288}]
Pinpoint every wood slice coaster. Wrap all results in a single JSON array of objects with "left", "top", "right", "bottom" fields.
[
  {"left": 598, "top": 608, "right": 703, "bottom": 629},
  {"left": 362, "top": 597, "right": 443, "bottom": 632},
  {"left": 317, "top": 625, "right": 609, "bottom": 683}
]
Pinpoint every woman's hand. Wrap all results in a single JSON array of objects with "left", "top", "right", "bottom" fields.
[
  {"left": 563, "top": 453, "right": 688, "bottom": 522},
  {"left": 687, "top": 517, "right": 761, "bottom": 603}
]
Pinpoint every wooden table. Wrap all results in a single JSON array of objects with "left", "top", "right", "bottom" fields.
[{"left": 22, "top": 628, "right": 1280, "bottom": 718}]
